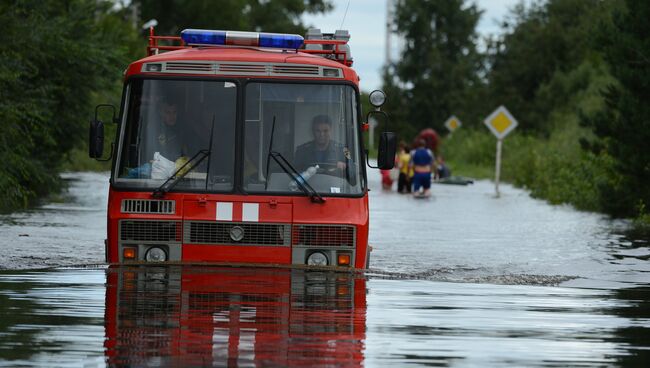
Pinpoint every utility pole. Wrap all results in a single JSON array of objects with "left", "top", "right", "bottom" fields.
[
  {"left": 130, "top": 2, "right": 140, "bottom": 30},
  {"left": 385, "top": 0, "right": 393, "bottom": 66},
  {"left": 385, "top": 0, "right": 404, "bottom": 88},
  {"left": 384, "top": 0, "right": 395, "bottom": 66},
  {"left": 370, "top": 0, "right": 396, "bottom": 151}
]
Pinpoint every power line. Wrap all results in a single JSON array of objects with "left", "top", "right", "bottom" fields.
[{"left": 339, "top": 0, "right": 351, "bottom": 30}]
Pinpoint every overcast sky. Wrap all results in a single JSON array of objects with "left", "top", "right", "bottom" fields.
[{"left": 302, "top": 0, "right": 525, "bottom": 92}]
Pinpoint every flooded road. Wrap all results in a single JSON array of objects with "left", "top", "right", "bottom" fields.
[
  {"left": 0, "top": 171, "right": 648, "bottom": 366},
  {"left": 0, "top": 173, "right": 107, "bottom": 270}
]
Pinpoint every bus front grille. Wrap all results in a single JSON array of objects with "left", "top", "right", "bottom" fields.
[
  {"left": 184, "top": 221, "right": 291, "bottom": 246},
  {"left": 292, "top": 225, "right": 356, "bottom": 247},
  {"left": 119, "top": 220, "right": 181, "bottom": 242},
  {"left": 121, "top": 199, "right": 175, "bottom": 214}
]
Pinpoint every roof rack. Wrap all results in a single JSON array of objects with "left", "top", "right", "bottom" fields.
[
  {"left": 146, "top": 27, "right": 353, "bottom": 67},
  {"left": 147, "top": 27, "right": 189, "bottom": 56},
  {"left": 301, "top": 39, "right": 352, "bottom": 67}
]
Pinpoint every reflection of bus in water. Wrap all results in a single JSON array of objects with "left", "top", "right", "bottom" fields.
[
  {"left": 104, "top": 266, "right": 366, "bottom": 366},
  {"left": 90, "top": 28, "right": 396, "bottom": 268}
]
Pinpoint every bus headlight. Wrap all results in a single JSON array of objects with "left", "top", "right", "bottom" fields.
[
  {"left": 307, "top": 251, "right": 328, "bottom": 266},
  {"left": 145, "top": 247, "right": 167, "bottom": 262}
]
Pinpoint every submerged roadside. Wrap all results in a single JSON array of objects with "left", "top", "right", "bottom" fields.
[
  {"left": 0, "top": 149, "right": 110, "bottom": 214},
  {"left": 442, "top": 124, "right": 650, "bottom": 230}
]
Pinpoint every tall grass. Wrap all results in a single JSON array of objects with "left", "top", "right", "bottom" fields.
[{"left": 442, "top": 117, "right": 610, "bottom": 213}]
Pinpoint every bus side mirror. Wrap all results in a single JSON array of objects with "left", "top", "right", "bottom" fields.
[
  {"left": 89, "top": 120, "right": 104, "bottom": 158},
  {"left": 365, "top": 107, "right": 397, "bottom": 170},
  {"left": 89, "top": 104, "right": 117, "bottom": 161},
  {"left": 377, "top": 132, "right": 397, "bottom": 170}
]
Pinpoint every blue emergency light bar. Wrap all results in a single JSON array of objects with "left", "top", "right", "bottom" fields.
[{"left": 181, "top": 29, "right": 304, "bottom": 49}]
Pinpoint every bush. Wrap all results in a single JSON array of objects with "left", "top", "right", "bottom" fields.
[
  {"left": 442, "top": 117, "right": 607, "bottom": 213},
  {"left": 0, "top": 0, "right": 139, "bottom": 212}
]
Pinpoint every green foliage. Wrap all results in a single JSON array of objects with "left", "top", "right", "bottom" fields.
[
  {"left": 135, "top": 0, "right": 333, "bottom": 35},
  {"left": 443, "top": 122, "right": 608, "bottom": 212},
  {"left": 383, "top": 0, "right": 650, "bottom": 221},
  {"left": 443, "top": 58, "right": 615, "bottom": 212},
  {"left": 581, "top": 0, "right": 650, "bottom": 218},
  {"left": 634, "top": 211, "right": 650, "bottom": 230},
  {"left": 485, "top": 0, "right": 619, "bottom": 134},
  {"left": 441, "top": 129, "right": 494, "bottom": 169},
  {"left": 383, "top": 0, "right": 484, "bottom": 139},
  {"left": 0, "top": 0, "right": 139, "bottom": 212}
]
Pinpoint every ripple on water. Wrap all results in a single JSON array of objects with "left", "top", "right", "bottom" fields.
[
  {"left": 367, "top": 267, "right": 576, "bottom": 286},
  {"left": 0, "top": 263, "right": 647, "bottom": 367}
]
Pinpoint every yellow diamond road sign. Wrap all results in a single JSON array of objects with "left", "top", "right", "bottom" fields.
[
  {"left": 484, "top": 106, "right": 518, "bottom": 139},
  {"left": 444, "top": 115, "right": 462, "bottom": 132}
]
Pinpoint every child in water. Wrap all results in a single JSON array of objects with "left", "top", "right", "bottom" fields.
[{"left": 397, "top": 142, "right": 412, "bottom": 193}]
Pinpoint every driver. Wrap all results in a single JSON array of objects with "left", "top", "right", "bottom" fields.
[
  {"left": 126, "top": 97, "right": 188, "bottom": 179},
  {"left": 150, "top": 98, "right": 183, "bottom": 159},
  {"left": 294, "top": 115, "right": 348, "bottom": 173}
]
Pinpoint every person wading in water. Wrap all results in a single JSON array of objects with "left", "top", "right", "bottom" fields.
[{"left": 409, "top": 139, "right": 434, "bottom": 198}]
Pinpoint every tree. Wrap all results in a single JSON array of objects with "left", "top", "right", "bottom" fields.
[
  {"left": 134, "top": 0, "right": 333, "bottom": 35},
  {"left": 383, "top": 0, "right": 483, "bottom": 139},
  {"left": 486, "top": 0, "right": 616, "bottom": 134},
  {"left": 582, "top": 0, "right": 650, "bottom": 218},
  {"left": 0, "top": 0, "right": 139, "bottom": 211}
]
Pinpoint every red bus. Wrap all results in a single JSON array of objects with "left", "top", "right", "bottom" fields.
[{"left": 89, "top": 28, "right": 396, "bottom": 268}]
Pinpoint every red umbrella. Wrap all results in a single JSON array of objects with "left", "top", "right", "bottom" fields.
[{"left": 413, "top": 128, "right": 439, "bottom": 153}]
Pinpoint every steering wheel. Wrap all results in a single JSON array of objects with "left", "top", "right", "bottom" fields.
[{"left": 311, "top": 162, "right": 342, "bottom": 177}]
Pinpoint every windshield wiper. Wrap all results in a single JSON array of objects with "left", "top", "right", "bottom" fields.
[
  {"left": 265, "top": 116, "right": 324, "bottom": 204},
  {"left": 153, "top": 149, "right": 210, "bottom": 198},
  {"left": 268, "top": 150, "right": 325, "bottom": 204}
]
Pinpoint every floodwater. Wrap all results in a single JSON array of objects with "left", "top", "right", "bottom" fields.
[{"left": 0, "top": 171, "right": 648, "bottom": 367}]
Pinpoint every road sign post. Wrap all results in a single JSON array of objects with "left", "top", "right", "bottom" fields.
[
  {"left": 495, "top": 138, "right": 502, "bottom": 196},
  {"left": 484, "top": 106, "right": 518, "bottom": 197}
]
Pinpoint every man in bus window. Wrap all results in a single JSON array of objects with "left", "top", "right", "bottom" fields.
[
  {"left": 148, "top": 98, "right": 190, "bottom": 179},
  {"left": 149, "top": 99, "right": 183, "bottom": 158},
  {"left": 294, "top": 115, "right": 347, "bottom": 174},
  {"left": 127, "top": 97, "right": 186, "bottom": 179}
]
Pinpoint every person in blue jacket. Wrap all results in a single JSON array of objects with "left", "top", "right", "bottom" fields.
[{"left": 409, "top": 139, "right": 435, "bottom": 197}]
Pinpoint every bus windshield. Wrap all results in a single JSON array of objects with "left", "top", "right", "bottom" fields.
[
  {"left": 243, "top": 83, "right": 363, "bottom": 195},
  {"left": 115, "top": 79, "right": 237, "bottom": 192},
  {"left": 114, "top": 79, "right": 363, "bottom": 196}
]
